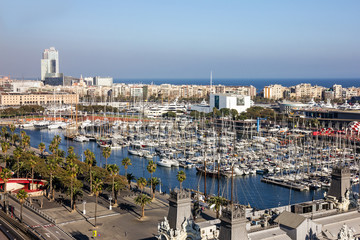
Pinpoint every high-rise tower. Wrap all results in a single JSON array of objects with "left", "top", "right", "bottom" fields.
[{"left": 41, "top": 47, "right": 59, "bottom": 80}]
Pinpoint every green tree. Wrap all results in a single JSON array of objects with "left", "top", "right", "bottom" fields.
[
  {"left": 102, "top": 147, "right": 111, "bottom": 168},
  {"left": 92, "top": 178, "right": 103, "bottom": 227},
  {"left": 9, "top": 124, "right": 16, "bottom": 136},
  {"left": 126, "top": 173, "right": 136, "bottom": 188},
  {"left": 121, "top": 157, "right": 131, "bottom": 177},
  {"left": 47, "top": 157, "right": 59, "bottom": 201},
  {"left": 208, "top": 196, "right": 228, "bottom": 219},
  {"left": 22, "top": 135, "right": 30, "bottom": 150},
  {"left": 13, "top": 147, "right": 23, "bottom": 177},
  {"left": 106, "top": 164, "right": 119, "bottom": 205},
  {"left": 134, "top": 194, "right": 152, "bottom": 218},
  {"left": 137, "top": 177, "right": 147, "bottom": 193},
  {"left": 176, "top": 170, "right": 186, "bottom": 189},
  {"left": 1, "top": 126, "right": 8, "bottom": 141},
  {"left": 146, "top": 160, "right": 156, "bottom": 197},
  {"left": 38, "top": 142, "right": 46, "bottom": 156},
  {"left": 148, "top": 177, "right": 160, "bottom": 199},
  {"left": 84, "top": 149, "right": 96, "bottom": 194},
  {"left": 16, "top": 189, "right": 28, "bottom": 222},
  {"left": 1, "top": 142, "right": 10, "bottom": 168},
  {"left": 12, "top": 133, "right": 19, "bottom": 146},
  {"left": 67, "top": 162, "right": 79, "bottom": 212},
  {"left": 0, "top": 168, "right": 12, "bottom": 211}
]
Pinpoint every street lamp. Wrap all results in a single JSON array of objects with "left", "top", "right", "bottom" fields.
[
  {"left": 83, "top": 201, "right": 86, "bottom": 215},
  {"left": 109, "top": 197, "right": 112, "bottom": 210}
]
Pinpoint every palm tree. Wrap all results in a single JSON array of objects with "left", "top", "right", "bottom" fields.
[
  {"left": 176, "top": 170, "right": 186, "bottom": 189},
  {"left": 84, "top": 149, "right": 95, "bottom": 194},
  {"left": 112, "top": 181, "right": 122, "bottom": 206},
  {"left": 92, "top": 178, "right": 103, "bottom": 227},
  {"left": 9, "top": 124, "right": 15, "bottom": 135},
  {"left": 16, "top": 189, "right": 28, "bottom": 222},
  {"left": 1, "top": 142, "right": 10, "bottom": 168},
  {"left": 134, "top": 194, "right": 152, "bottom": 219},
  {"left": 22, "top": 135, "right": 30, "bottom": 150},
  {"left": 102, "top": 147, "right": 111, "bottom": 168},
  {"left": 137, "top": 177, "right": 147, "bottom": 193},
  {"left": 12, "top": 133, "right": 19, "bottom": 146},
  {"left": 0, "top": 168, "right": 12, "bottom": 211},
  {"left": 126, "top": 173, "right": 136, "bottom": 189},
  {"left": 38, "top": 142, "right": 46, "bottom": 157},
  {"left": 13, "top": 147, "right": 22, "bottom": 177},
  {"left": 70, "top": 187, "right": 83, "bottom": 211},
  {"left": 20, "top": 130, "right": 26, "bottom": 140},
  {"left": 121, "top": 157, "right": 131, "bottom": 177},
  {"left": 148, "top": 177, "right": 160, "bottom": 199},
  {"left": 28, "top": 156, "right": 37, "bottom": 190},
  {"left": 146, "top": 160, "right": 156, "bottom": 197},
  {"left": 47, "top": 157, "right": 59, "bottom": 201},
  {"left": 208, "top": 196, "right": 227, "bottom": 219},
  {"left": 67, "top": 162, "right": 79, "bottom": 212},
  {"left": 106, "top": 164, "right": 119, "bottom": 206},
  {"left": 1, "top": 126, "right": 8, "bottom": 141}
]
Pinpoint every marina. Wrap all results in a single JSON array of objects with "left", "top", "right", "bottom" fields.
[{"left": 14, "top": 115, "right": 360, "bottom": 210}]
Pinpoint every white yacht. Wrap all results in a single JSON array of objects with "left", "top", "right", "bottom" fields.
[
  {"left": 74, "top": 135, "right": 89, "bottom": 142},
  {"left": 157, "top": 159, "right": 172, "bottom": 168}
]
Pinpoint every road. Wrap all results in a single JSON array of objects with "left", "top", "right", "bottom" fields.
[{"left": 7, "top": 197, "right": 73, "bottom": 240}]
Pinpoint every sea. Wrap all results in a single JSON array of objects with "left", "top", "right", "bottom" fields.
[
  {"left": 19, "top": 128, "right": 360, "bottom": 210},
  {"left": 114, "top": 78, "right": 360, "bottom": 91}
]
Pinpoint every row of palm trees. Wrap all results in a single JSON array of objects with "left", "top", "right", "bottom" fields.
[{"left": 1, "top": 126, "right": 225, "bottom": 223}]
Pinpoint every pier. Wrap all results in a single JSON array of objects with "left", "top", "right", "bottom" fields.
[{"left": 261, "top": 176, "right": 309, "bottom": 191}]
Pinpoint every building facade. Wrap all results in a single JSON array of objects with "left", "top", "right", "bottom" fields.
[
  {"left": 0, "top": 92, "right": 79, "bottom": 106},
  {"left": 93, "top": 76, "right": 113, "bottom": 86},
  {"left": 209, "top": 93, "right": 251, "bottom": 113}
]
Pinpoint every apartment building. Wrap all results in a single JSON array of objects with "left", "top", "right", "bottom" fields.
[{"left": 263, "top": 84, "right": 286, "bottom": 100}]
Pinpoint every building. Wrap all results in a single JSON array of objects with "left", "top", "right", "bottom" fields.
[
  {"left": 41, "top": 47, "right": 60, "bottom": 80},
  {"left": 0, "top": 92, "right": 79, "bottom": 106},
  {"left": 93, "top": 76, "right": 113, "bottom": 86},
  {"left": 263, "top": 84, "right": 286, "bottom": 100},
  {"left": 11, "top": 80, "right": 43, "bottom": 92},
  {"left": 333, "top": 84, "right": 343, "bottom": 99},
  {"left": 209, "top": 93, "right": 251, "bottom": 113},
  {"left": 44, "top": 74, "right": 80, "bottom": 86}
]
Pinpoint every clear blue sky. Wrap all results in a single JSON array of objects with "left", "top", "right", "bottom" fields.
[{"left": 0, "top": 0, "right": 359, "bottom": 79}]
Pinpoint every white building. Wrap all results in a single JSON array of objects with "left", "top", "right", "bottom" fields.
[
  {"left": 209, "top": 93, "right": 251, "bottom": 113},
  {"left": 93, "top": 76, "right": 113, "bottom": 86},
  {"left": 41, "top": 47, "right": 60, "bottom": 80}
]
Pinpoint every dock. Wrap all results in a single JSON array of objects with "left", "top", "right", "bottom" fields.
[{"left": 261, "top": 177, "right": 309, "bottom": 191}]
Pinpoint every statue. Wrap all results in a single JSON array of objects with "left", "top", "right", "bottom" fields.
[{"left": 337, "top": 224, "right": 355, "bottom": 240}]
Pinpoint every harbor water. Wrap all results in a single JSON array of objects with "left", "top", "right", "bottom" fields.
[{"left": 19, "top": 128, "right": 340, "bottom": 210}]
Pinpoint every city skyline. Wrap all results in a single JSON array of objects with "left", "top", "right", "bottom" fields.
[{"left": 0, "top": 1, "right": 360, "bottom": 79}]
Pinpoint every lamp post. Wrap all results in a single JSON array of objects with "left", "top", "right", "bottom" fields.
[
  {"left": 83, "top": 200, "right": 86, "bottom": 215},
  {"left": 109, "top": 197, "right": 112, "bottom": 210}
]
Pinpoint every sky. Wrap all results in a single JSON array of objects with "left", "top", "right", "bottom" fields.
[{"left": 0, "top": 0, "right": 359, "bottom": 79}]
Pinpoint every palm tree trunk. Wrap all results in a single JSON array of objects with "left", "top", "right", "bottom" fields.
[
  {"left": 95, "top": 195, "right": 98, "bottom": 227},
  {"left": 112, "top": 177, "right": 114, "bottom": 201},
  {"left": 150, "top": 173, "right": 153, "bottom": 197},
  {"left": 17, "top": 158, "right": 20, "bottom": 178},
  {"left": 89, "top": 166, "right": 92, "bottom": 193},
  {"left": 71, "top": 178, "right": 73, "bottom": 211},
  {"left": 180, "top": 182, "right": 182, "bottom": 190},
  {"left": 20, "top": 203, "right": 23, "bottom": 222},
  {"left": 142, "top": 206, "right": 145, "bottom": 218},
  {"left": 49, "top": 173, "right": 53, "bottom": 200}
]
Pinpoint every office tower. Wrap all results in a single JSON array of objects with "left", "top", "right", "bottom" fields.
[{"left": 41, "top": 47, "right": 59, "bottom": 80}]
